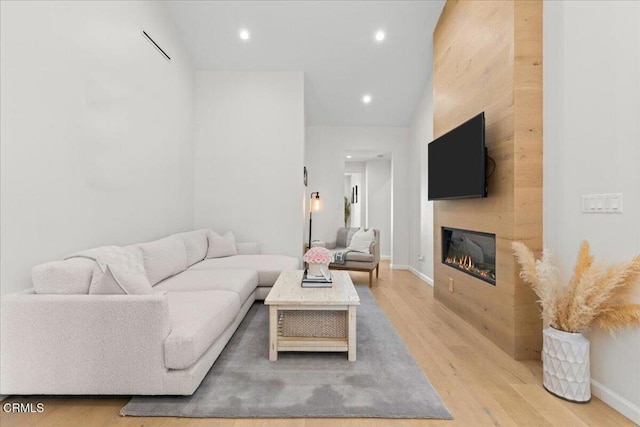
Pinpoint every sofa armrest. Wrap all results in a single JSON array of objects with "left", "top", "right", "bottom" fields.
[
  {"left": 370, "top": 230, "right": 380, "bottom": 264},
  {"left": 236, "top": 242, "right": 260, "bottom": 255},
  {"left": 0, "top": 291, "right": 171, "bottom": 395},
  {"left": 326, "top": 240, "right": 337, "bottom": 250}
]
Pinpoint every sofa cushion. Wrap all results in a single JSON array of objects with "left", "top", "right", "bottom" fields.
[
  {"left": 31, "top": 258, "right": 95, "bottom": 294},
  {"left": 138, "top": 236, "right": 187, "bottom": 285},
  {"left": 206, "top": 231, "right": 238, "bottom": 259},
  {"left": 188, "top": 255, "right": 300, "bottom": 286},
  {"left": 235, "top": 242, "right": 260, "bottom": 255},
  {"left": 179, "top": 229, "right": 209, "bottom": 267},
  {"left": 89, "top": 265, "right": 154, "bottom": 295},
  {"left": 329, "top": 248, "right": 375, "bottom": 263},
  {"left": 332, "top": 259, "right": 376, "bottom": 270},
  {"left": 155, "top": 269, "right": 258, "bottom": 303},
  {"left": 164, "top": 290, "right": 241, "bottom": 370}
]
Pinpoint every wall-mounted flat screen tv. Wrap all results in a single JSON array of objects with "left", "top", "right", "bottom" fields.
[{"left": 428, "top": 112, "right": 487, "bottom": 200}]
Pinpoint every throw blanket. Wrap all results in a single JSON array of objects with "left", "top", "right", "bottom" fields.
[
  {"left": 65, "top": 246, "right": 145, "bottom": 285},
  {"left": 333, "top": 249, "right": 354, "bottom": 265}
]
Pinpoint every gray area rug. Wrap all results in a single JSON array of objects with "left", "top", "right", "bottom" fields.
[{"left": 121, "top": 285, "right": 452, "bottom": 419}]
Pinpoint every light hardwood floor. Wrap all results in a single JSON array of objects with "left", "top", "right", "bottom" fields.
[{"left": 0, "top": 262, "right": 633, "bottom": 426}]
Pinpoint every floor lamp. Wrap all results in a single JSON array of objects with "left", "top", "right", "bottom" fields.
[{"left": 308, "top": 192, "right": 321, "bottom": 250}]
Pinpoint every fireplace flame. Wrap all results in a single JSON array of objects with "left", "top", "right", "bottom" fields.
[{"left": 445, "top": 255, "right": 496, "bottom": 281}]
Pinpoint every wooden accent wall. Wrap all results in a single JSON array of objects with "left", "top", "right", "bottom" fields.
[{"left": 433, "top": 0, "right": 543, "bottom": 360}]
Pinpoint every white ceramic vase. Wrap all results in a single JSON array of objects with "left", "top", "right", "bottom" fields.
[
  {"left": 542, "top": 326, "right": 591, "bottom": 402},
  {"left": 308, "top": 262, "right": 329, "bottom": 277}
]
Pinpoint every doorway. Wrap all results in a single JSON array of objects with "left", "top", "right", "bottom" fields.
[{"left": 344, "top": 150, "right": 392, "bottom": 259}]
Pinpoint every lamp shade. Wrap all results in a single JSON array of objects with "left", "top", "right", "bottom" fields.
[{"left": 310, "top": 192, "right": 322, "bottom": 212}]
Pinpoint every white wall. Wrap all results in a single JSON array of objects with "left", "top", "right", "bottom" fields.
[
  {"left": 0, "top": 1, "right": 195, "bottom": 295},
  {"left": 305, "top": 127, "right": 410, "bottom": 267},
  {"left": 365, "top": 160, "right": 392, "bottom": 257},
  {"left": 194, "top": 71, "right": 305, "bottom": 258},
  {"left": 408, "top": 77, "right": 435, "bottom": 283},
  {"left": 544, "top": 1, "right": 640, "bottom": 422}
]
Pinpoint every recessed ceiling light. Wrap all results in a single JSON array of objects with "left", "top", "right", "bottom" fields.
[
  {"left": 346, "top": 155, "right": 352, "bottom": 159},
  {"left": 375, "top": 30, "right": 386, "bottom": 42},
  {"left": 362, "top": 94, "right": 372, "bottom": 104},
  {"left": 239, "top": 29, "right": 250, "bottom": 41}
]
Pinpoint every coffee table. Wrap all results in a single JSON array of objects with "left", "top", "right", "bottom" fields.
[{"left": 265, "top": 270, "right": 360, "bottom": 361}]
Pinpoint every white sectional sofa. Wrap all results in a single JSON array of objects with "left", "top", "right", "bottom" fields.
[{"left": 0, "top": 230, "right": 299, "bottom": 396}]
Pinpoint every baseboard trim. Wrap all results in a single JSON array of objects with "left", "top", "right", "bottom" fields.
[
  {"left": 380, "top": 255, "right": 391, "bottom": 261},
  {"left": 591, "top": 379, "right": 640, "bottom": 424},
  {"left": 408, "top": 266, "right": 434, "bottom": 286},
  {"left": 390, "top": 264, "right": 409, "bottom": 270}
]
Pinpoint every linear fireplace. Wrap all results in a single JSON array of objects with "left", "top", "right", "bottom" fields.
[{"left": 442, "top": 227, "right": 496, "bottom": 285}]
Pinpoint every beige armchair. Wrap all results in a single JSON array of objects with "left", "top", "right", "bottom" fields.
[{"left": 326, "top": 227, "right": 380, "bottom": 287}]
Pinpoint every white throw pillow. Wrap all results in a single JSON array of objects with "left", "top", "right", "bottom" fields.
[
  {"left": 180, "top": 229, "right": 209, "bottom": 267},
  {"left": 206, "top": 231, "right": 238, "bottom": 258},
  {"left": 138, "top": 236, "right": 187, "bottom": 285},
  {"left": 347, "top": 228, "right": 374, "bottom": 254},
  {"left": 32, "top": 258, "right": 96, "bottom": 294},
  {"left": 89, "top": 265, "right": 154, "bottom": 295}
]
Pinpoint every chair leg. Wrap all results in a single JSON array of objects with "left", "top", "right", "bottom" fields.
[
  {"left": 369, "top": 270, "right": 373, "bottom": 287},
  {"left": 376, "top": 263, "right": 379, "bottom": 278}
]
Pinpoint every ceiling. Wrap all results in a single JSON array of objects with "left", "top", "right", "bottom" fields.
[
  {"left": 345, "top": 150, "right": 391, "bottom": 163},
  {"left": 165, "top": 1, "right": 445, "bottom": 127}
]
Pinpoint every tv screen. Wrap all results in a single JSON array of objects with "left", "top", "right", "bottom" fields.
[{"left": 428, "top": 112, "right": 486, "bottom": 200}]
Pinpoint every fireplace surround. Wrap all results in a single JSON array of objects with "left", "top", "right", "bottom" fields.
[
  {"left": 442, "top": 227, "right": 496, "bottom": 285},
  {"left": 433, "top": 0, "right": 542, "bottom": 360}
]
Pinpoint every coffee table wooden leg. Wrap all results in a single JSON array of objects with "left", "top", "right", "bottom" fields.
[
  {"left": 269, "top": 305, "right": 278, "bottom": 361},
  {"left": 348, "top": 305, "right": 356, "bottom": 361}
]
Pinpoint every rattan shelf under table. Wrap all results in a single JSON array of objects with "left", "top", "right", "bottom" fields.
[{"left": 264, "top": 270, "right": 360, "bottom": 361}]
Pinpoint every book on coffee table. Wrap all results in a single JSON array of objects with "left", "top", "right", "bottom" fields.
[{"left": 301, "top": 269, "right": 333, "bottom": 287}]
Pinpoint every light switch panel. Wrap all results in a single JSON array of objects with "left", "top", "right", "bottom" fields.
[{"left": 581, "top": 193, "right": 623, "bottom": 213}]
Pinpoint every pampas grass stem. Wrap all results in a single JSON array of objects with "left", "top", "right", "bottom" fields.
[
  {"left": 512, "top": 242, "right": 640, "bottom": 334},
  {"left": 594, "top": 305, "right": 640, "bottom": 333}
]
